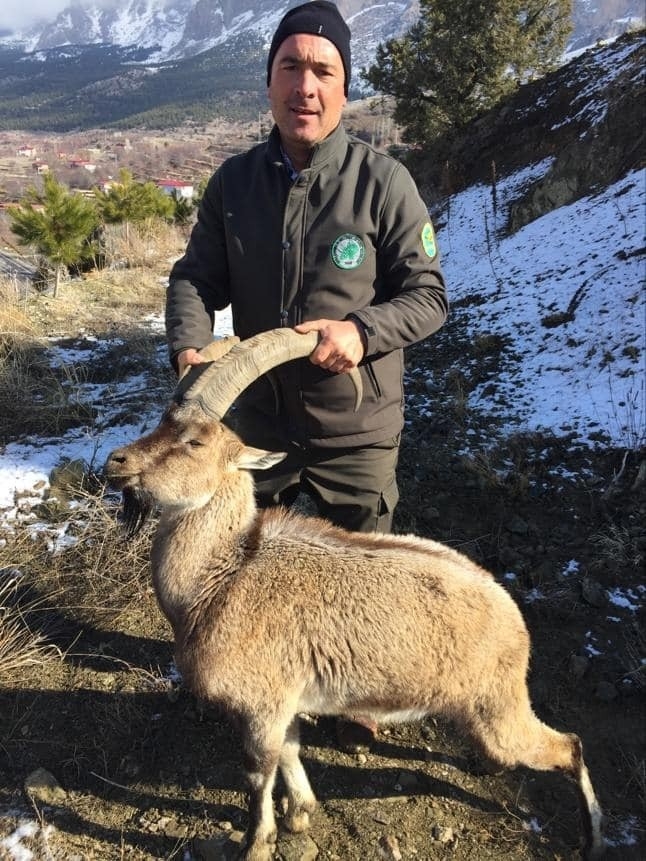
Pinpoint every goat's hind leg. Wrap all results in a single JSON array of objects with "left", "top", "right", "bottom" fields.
[{"left": 279, "top": 717, "right": 317, "bottom": 833}]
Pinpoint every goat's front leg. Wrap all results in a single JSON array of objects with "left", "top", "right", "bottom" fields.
[
  {"left": 241, "top": 724, "right": 282, "bottom": 861},
  {"left": 279, "top": 717, "right": 317, "bottom": 833}
]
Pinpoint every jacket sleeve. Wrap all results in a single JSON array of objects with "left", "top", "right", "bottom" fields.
[
  {"left": 166, "top": 171, "right": 231, "bottom": 367},
  {"left": 347, "top": 161, "right": 448, "bottom": 357}
]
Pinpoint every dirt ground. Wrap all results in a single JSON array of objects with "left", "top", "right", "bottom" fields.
[{"left": 0, "top": 309, "right": 644, "bottom": 861}]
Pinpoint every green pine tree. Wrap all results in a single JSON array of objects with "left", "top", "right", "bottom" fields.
[
  {"left": 364, "top": 0, "right": 572, "bottom": 144},
  {"left": 170, "top": 189, "right": 196, "bottom": 227},
  {"left": 95, "top": 169, "right": 174, "bottom": 243},
  {"left": 9, "top": 174, "right": 100, "bottom": 297}
]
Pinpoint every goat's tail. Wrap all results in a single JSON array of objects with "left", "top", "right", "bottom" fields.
[{"left": 467, "top": 695, "right": 604, "bottom": 859}]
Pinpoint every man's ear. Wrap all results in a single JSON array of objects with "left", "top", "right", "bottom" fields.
[{"left": 237, "top": 446, "right": 287, "bottom": 471}]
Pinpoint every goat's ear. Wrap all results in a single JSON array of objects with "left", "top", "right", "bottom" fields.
[{"left": 237, "top": 446, "right": 287, "bottom": 472}]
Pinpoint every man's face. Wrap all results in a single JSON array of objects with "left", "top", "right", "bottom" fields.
[{"left": 268, "top": 33, "right": 347, "bottom": 159}]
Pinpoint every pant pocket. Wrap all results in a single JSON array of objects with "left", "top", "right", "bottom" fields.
[{"left": 378, "top": 479, "right": 399, "bottom": 517}]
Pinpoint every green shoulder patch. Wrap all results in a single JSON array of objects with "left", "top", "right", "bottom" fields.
[{"left": 421, "top": 222, "right": 437, "bottom": 260}]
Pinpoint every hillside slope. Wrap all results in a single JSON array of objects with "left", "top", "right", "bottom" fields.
[{"left": 412, "top": 30, "right": 645, "bottom": 229}]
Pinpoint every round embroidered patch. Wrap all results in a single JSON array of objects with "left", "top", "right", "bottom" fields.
[
  {"left": 421, "top": 222, "right": 437, "bottom": 259},
  {"left": 331, "top": 233, "right": 366, "bottom": 270}
]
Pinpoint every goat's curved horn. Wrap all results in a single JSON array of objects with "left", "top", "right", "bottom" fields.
[
  {"left": 178, "top": 335, "right": 241, "bottom": 381},
  {"left": 178, "top": 328, "right": 363, "bottom": 419}
]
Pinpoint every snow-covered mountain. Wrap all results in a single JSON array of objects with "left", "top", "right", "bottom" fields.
[
  {"left": 1, "top": 1, "right": 420, "bottom": 81},
  {"left": 3, "top": 1, "right": 643, "bottom": 77}
]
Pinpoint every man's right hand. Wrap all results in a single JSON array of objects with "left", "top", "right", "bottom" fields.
[{"left": 177, "top": 348, "right": 205, "bottom": 377}]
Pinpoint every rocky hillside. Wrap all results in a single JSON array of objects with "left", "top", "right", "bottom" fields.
[{"left": 411, "top": 29, "right": 645, "bottom": 231}]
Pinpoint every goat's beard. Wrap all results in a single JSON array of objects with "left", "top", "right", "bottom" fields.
[{"left": 120, "top": 486, "right": 154, "bottom": 537}]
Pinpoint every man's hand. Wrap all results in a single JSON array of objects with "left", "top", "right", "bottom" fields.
[
  {"left": 295, "top": 319, "right": 366, "bottom": 373},
  {"left": 176, "top": 348, "right": 205, "bottom": 377}
]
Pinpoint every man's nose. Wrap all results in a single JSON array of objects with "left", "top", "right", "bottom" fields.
[{"left": 294, "top": 68, "right": 316, "bottom": 96}]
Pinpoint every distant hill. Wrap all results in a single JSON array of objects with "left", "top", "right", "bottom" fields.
[{"left": 0, "top": 35, "right": 270, "bottom": 131}]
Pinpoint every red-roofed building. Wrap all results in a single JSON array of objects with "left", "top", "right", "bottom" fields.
[
  {"left": 69, "top": 159, "right": 97, "bottom": 173},
  {"left": 156, "top": 179, "right": 194, "bottom": 199}
]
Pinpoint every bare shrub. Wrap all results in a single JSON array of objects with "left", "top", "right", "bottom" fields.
[
  {"left": 590, "top": 523, "right": 644, "bottom": 574},
  {"left": 51, "top": 488, "right": 156, "bottom": 616},
  {"left": 0, "top": 488, "right": 157, "bottom": 639}
]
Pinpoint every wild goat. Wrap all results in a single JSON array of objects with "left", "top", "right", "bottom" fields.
[{"left": 104, "top": 328, "right": 604, "bottom": 861}]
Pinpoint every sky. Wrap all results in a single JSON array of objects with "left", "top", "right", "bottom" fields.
[{"left": 1, "top": 1, "right": 69, "bottom": 30}]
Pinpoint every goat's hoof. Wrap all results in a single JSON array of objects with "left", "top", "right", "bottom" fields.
[
  {"left": 239, "top": 828, "right": 277, "bottom": 861},
  {"left": 239, "top": 844, "right": 275, "bottom": 861},
  {"left": 284, "top": 808, "right": 311, "bottom": 833}
]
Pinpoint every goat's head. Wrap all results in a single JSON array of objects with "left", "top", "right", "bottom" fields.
[{"left": 104, "top": 328, "right": 362, "bottom": 534}]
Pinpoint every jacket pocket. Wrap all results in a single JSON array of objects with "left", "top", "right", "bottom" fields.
[{"left": 363, "top": 360, "right": 382, "bottom": 400}]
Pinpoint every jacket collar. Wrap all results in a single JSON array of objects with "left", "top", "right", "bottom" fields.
[{"left": 266, "top": 122, "right": 348, "bottom": 174}]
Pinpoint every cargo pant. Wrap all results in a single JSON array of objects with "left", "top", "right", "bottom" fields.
[{"left": 225, "top": 407, "right": 400, "bottom": 533}]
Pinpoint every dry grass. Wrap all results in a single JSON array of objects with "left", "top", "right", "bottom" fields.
[
  {"left": 0, "top": 488, "right": 159, "bottom": 678},
  {"left": 590, "top": 523, "right": 644, "bottom": 578},
  {"left": 0, "top": 279, "right": 44, "bottom": 344},
  {"left": 27, "top": 266, "right": 169, "bottom": 336},
  {"left": 55, "top": 489, "right": 155, "bottom": 609},
  {"left": 103, "top": 220, "right": 187, "bottom": 272},
  {"left": 0, "top": 252, "right": 172, "bottom": 689},
  {"left": 0, "top": 569, "right": 63, "bottom": 679},
  {"left": 0, "top": 249, "right": 177, "bottom": 445},
  {"left": 0, "top": 333, "right": 97, "bottom": 443}
]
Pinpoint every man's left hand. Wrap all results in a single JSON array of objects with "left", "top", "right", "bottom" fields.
[{"left": 295, "top": 319, "right": 366, "bottom": 373}]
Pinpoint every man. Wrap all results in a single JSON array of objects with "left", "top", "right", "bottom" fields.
[
  {"left": 166, "top": 0, "right": 448, "bottom": 746},
  {"left": 167, "top": 0, "right": 448, "bottom": 532}
]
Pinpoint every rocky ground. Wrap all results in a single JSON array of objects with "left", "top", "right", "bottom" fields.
[{"left": 0, "top": 294, "right": 644, "bottom": 861}]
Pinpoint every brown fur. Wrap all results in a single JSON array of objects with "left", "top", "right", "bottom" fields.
[{"left": 104, "top": 403, "right": 604, "bottom": 861}]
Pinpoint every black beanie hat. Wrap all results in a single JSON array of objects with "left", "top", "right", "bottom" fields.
[{"left": 266, "top": 1, "right": 351, "bottom": 95}]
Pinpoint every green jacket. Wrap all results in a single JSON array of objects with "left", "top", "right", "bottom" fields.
[{"left": 167, "top": 123, "right": 448, "bottom": 448}]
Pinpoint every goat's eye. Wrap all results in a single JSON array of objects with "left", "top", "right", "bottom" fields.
[{"left": 187, "top": 439, "right": 203, "bottom": 447}]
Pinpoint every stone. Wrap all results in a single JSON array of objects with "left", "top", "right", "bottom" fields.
[
  {"left": 193, "top": 830, "right": 245, "bottom": 860},
  {"left": 581, "top": 577, "right": 606, "bottom": 607},
  {"left": 378, "top": 833, "right": 402, "bottom": 860},
  {"left": 24, "top": 767, "right": 67, "bottom": 805},
  {"left": 48, "top": 459, "right": 87, "bottom": 497},
  {"left": 568, "top": 654, "right": 589, "bottom": 680},
  {"left": 432, "top": 824, "right": 455, "bottom": 844},
  {"left": 279, "top": 833, "right": 319, "bottom": 861},
  {"left": 595, "top": 681, "right": 618, "bottom": 702}
]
